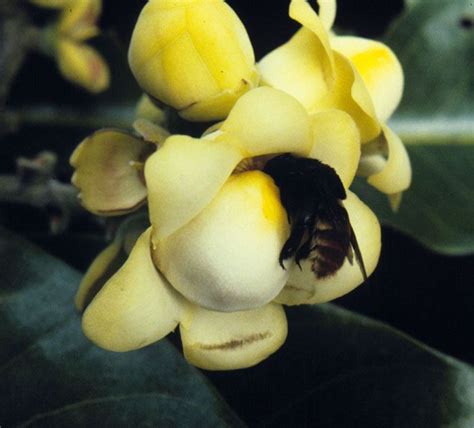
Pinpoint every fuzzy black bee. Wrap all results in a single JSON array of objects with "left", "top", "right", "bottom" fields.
[{"left": 263, "top": 153, "right": 367, "bottom": 280}]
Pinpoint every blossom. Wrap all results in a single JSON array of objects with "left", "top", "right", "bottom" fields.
[
  {"left": 71, "top": 0, "right": 411, "bottom": 370},
  {"left": 32, "top": 0, "right": 110, "bottom": 93},
  {"left": 258, "top": 0, "right": 411, "bottom": 201},
  {"left": 128, "top": 0, "right": 259, "bottom": 121},
  {"left": 75, "top": 87, "right": 382, "bottom": 370}
]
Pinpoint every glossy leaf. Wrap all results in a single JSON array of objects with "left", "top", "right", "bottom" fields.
[
  {"left": 0, "top": 228, "right": 244, "bottom": 427},
  {"left": 353, "top": 144, "right": 474, "bottom": 255},
  {"left": 207, "top": 305, "right": 474, "bottom": 427}
]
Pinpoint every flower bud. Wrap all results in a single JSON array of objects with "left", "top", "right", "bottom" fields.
[
  {"left": 128, "top": 0, "right": 259, "bottom": 121},
  {"left": 57, "top": 0, "right": 102, "bottom": 41},
  {"left": 57, "top": 39, "right": 109, "bottom": 93}
]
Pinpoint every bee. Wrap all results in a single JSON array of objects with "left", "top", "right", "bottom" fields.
[{"left": 263, "top": 153, "right": 367, "bottom": 280}]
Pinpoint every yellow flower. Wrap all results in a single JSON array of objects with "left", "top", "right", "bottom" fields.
[
  {"left": 32, "top": 0, "right": 110, "bottom": 92},
  {"left": 258, "top": 0, "right": 411, "bottom": 200},
  {"left": 128, "top": 0, "right": 259, "bottom": 121},
  {"left": 76, "top": 88, "right": 382, "bottom": 370}
]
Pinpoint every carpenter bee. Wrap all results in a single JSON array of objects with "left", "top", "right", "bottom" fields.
[{"left": 263, "top": 154, "right": 367, "bottom": 280}]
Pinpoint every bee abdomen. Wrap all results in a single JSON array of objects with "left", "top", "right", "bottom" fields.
[{"left": 311, "top": 228, "right": 350, "bottom": 278}]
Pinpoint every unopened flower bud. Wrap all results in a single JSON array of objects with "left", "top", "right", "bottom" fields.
[
  {"left": 57, "top": 39, "right": 109, "bottom": 93},
  {"left": 57, "top": 0, "right": 102, "bottom": 41},
  {"left": 128, "top": 0, "right": 259, "bottom": 121}
]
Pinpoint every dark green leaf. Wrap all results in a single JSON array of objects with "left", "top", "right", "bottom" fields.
[
  {"left": 353, "top": 144, "right": 474, "bottom": 255},
  {"left": 360, "top": 0, "right": 474, "bottom": 254},
  {"left": 207, "top": 305, "right": 474, "bottom": 428},
  {"left": 0, "top": 228, "right": 244, "bottom": 428}
]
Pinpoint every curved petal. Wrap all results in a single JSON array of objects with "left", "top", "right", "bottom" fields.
[
  {"left": 317, "top": 0, "right": 336, "bottom": 30},
  {"left": 275, "top": 191, "right": 381, "bottom": 305},
  {"left": 180, "top": 303, "right": 287, "bottom": 370},
  {"left": 82, "top": 229, "right": 186, "bottom": 352},
  {"left": 289, "top": 0, "right": 335, "bottom": 84},
  {"left": 71, "top": 129, "right": 152, "bottom": 215},
  {"left": 220, "top": 87, "right": 312, "bottom": 157},
  {"left": 153, "top": 171, "right": 290, "bottom": 312},
  {"left": 332, "top": 36, "right": 404, "bottom": 121},
  {"left": 57, "top": 39, "right": 109, "bottom": 93},
  {"left": 309, "top": 109, "right": 361, "bottom": 188},
  {"left": 258, "top": 29, "right": 329, "bottom": 112},
  {"left": 145, "top": 135, "right": 244, "bottom": 239},
  {"left": 75, "top": 242, "right": 126, "bottom": 312},
  {"left": 368, "top": 124, "right": 412, "bottom": 194},
  {"left": 315, "top": 51, "right": 381, "bottom": 143}
]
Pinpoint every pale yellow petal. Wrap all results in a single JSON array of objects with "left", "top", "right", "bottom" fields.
[
  {"left": 82, "top": 229, "right": 185, "bottom": 352},
  {"left": 258, "top": 29, "right": 328, "bottom": 111},
  {"left": 314, "top": 51, "right": 381, "bottom": 143},
  {"left": 75, "top": 242, "right": 125, "bottom": 311},
  {"left": 259, "top": 43, "right": 380, "bottom": 142},
  {"left": 145, "top": 135, "right": 243, "bottom": 239},
  {"left": 317, "top": 0, "right": 336, "bottom": 30},
  {"left": 309, "top": 109, "right": 361, "bottom": 188},
  {"left": 275, "top": 191, "right": 381, "bottom": 305},
  {"left": 220, "top": 87, "right": 312, "bottom": 157},
  {"left": 332, "top": 36, "right": 404, "bottom": 121},
  {"left": 180, "top": 303, "right": 287, "bottom": 370},
  {"left": 57, "top": 39, "right": 109, "bottom": 93},
  {"left": 289, "top": 0, "right": 335, "bottom": 84},
  {"left": 70, "top": 129, "right": 152, "bottom": 215},
  {"left": 368, "top": 124, "right": 412, "bottom": 194},
  {"left": 153, "top": 171, "right": 290, "bottom": 312}
]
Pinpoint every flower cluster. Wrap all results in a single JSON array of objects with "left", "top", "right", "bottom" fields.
[
  {"left": 71, "top": 0, "right": 411, "bottom": 370},
  {"left": 31, "top": 0, "right": 109, "bottom": 93}
]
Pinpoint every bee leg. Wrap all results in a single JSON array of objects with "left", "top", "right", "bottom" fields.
[
  {"left": 279, "top": 220, "right": 306, "bottom": 269},
  {"left": 294, "top": 236, "right": 313, "bottom": 269},
  {"left": 349, "top": 225, "right": 368, "bottom": 281}
]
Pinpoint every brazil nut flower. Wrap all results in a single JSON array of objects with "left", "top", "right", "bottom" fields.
[
  {"left": 78, "top": 87, "right": 383, "bottom": 370},
  {"left": 128, "top": 0, "right": 259, "bottom": 121}
]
